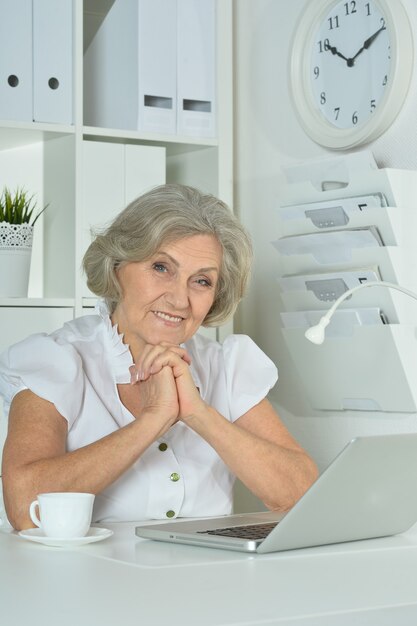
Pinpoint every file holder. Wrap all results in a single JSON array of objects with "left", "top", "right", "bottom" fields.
[
  {"left": 83, "top": 0, "right": 139, "bottom": 130},
  {"left": 280, "top": 308, "right": 387, "bottom": 336},
  {"left": 84, "top": 0, "right": 218, "bottom": 137},
  {"left": 137, "top": 0, "right": 177, "bottom": 134},
  {"left": 275, "top": 206, "right": 417, "bottom": 290},
  {"left": 84, "top": 0, "right": 177, "bottom": 134},
  {"left": 282, "top": 325, "right": 417, "bottom": 412},
  {"left": 177, "top": 0, "right": 216, "bottom": 138},
  {"left": 279, "top": 268, "right": 381, "bottom": 302},
  {"left": 277, "top": 247, "right": 417, "bottom": 296},
  {"left": 280, "top": 193, "right": 387, "bottom": 231},
  {"left": 278, "top": 206, "right": 417, "bottom": 241},
  {"left": 274, "top": 228, "right": 384, "bottom": 265},
  {"left": 274, "top": 153, "right": 417, "bottom": 413},
  {"left": 280, "top": 153, "right": 417, "bottom": 209},
  {"left": 280, "top": 286, "right": 417, "bottom": 327}
]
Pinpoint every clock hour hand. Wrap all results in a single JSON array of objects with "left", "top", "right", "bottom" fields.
[
  {"left": 351, "top": 25, "right": 386, "bottom": 62},
  {"left": 328, "top": 43, "right": 351, "bottom": 66}
]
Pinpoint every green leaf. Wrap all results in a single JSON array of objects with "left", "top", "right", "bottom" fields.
[{"left": 0, "top": 186, "right": 48, "bottom": 225}]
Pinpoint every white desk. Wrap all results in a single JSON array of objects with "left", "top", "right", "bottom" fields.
[{"left": 1, "top": 521, "right": 417, "bottom": 626}]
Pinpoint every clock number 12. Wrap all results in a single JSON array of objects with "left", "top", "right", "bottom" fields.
[{"left": 344, "top": 1, "right": 357, "bottom": 15}]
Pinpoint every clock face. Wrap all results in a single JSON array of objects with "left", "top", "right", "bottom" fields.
[
  {"left": 290, "top": 0, "right": 413, "bottom": 148},
  {"left": 311, "top": 0, "right": 391, "bottom": 130}
]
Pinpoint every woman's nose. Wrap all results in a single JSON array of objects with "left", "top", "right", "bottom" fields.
[{"left": 165, "top": 279, "right": 189, "bottom": 310}]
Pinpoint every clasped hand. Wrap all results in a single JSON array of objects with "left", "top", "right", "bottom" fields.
[{"left": 129, "top": 342, "right": 204, "bottom": 425}]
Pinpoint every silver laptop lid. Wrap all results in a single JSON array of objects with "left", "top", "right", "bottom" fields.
[
  {"left": 259, "top": 433, "right": 417, "bottom": 553},
  {"left": 136, "top": 434, "right": 417, "bottom": 553}
]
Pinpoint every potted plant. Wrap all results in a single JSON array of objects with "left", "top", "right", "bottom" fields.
[{"left": 0, "top": 187, "right": 48, "bottom": 297}]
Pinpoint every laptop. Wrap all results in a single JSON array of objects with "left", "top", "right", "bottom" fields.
[{"left": 135, "top": 433, "right": 417, "bottom": 553}]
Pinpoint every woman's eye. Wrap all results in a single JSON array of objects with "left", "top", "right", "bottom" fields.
[
  {"left": 153, "top": 262, "right": 168, "bottom": 273},
  {"left": 196, "top": 278, "right": 212, "bottom": 287}
]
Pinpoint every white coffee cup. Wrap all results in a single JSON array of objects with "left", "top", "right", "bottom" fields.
[{"left": 29, "top": 492, "right": 95, "bottom": 538}]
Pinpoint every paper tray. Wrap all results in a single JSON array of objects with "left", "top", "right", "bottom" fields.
[
  {"left": 282, "top": 325, "right": 417, "bottom": 413},
  {"left": 276, "top": 247, "right": 417, "bottom": 290},
  {"left": 277, "top": 207, "right": 417, "bottom": 246},
  {"left": 280, "top": 165, "right": 417, "bottom": 209}
]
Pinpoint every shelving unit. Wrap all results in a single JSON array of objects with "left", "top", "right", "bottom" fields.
[{"left": 0, "top": 0, "right": 233, "bottom": 353}]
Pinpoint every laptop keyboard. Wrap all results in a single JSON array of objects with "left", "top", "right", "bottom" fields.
[{"left": 196, "top": 521, "right": 278, "bottom": 540}]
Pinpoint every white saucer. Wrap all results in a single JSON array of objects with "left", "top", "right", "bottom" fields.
[{"left": 18, "top": 527, "right": 113, "bottom": 548}]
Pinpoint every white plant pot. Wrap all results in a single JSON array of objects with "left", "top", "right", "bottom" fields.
[{"left": 0, "top": 223, "right": 33, "bottom": 297}]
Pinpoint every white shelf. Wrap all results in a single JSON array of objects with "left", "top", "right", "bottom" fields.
[
  {"left": 0, "top": 121, "right": 75, "bottom": 150},
  {"left": 0, "top": 0, "right": 233, "bottom": 343},
  {"left": 0, "top": 298, "right": 75, "bottom": 308},
  {"left": 83, "top": 126, "right": 219, "bottom": 148}
]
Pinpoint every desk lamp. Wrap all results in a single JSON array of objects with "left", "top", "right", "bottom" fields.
[{"left": 305, "top": 280, "right": 417, "bottom": 345}]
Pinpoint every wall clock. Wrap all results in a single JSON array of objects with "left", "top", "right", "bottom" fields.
[{"left": 290, "top": 0, "right": 414, "bottom": 149}]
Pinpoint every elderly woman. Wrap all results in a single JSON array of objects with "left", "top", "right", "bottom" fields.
[{"left": 0, "top": 184, "right": 317, "bottom": 530}]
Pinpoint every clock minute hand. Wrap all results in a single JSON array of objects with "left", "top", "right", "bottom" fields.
[{"left": 351, "top": 25, "right": 386, "bottom": 63}]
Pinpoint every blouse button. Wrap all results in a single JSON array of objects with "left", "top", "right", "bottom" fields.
[
  {"left": 166, "top": 510, "right": 176, "bottom": 518},
  {"left": 158, "top": 443, "right": 168, "bottom": 452},
  {"left": 170, "top": 472, "right": 180, "bottom": 482}
]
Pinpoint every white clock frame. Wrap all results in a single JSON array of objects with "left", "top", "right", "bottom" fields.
[{"left": 289, "top": 0, "right": 414, "bottom": 149}]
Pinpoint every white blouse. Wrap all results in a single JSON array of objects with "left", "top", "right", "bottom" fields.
[{"left": 0, "top": 302, "right": 278, "bottom": 523}]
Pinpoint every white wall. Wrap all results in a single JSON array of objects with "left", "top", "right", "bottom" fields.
[{"left": 233, "top": 0, "right": 417, "bottom": 475}]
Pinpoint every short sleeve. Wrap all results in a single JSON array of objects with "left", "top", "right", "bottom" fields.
[
  {"left": 222, "top": 335, "right": 278, "bottom": 421},
  {"left": 0, "top": 333, "right": 84, "bottom": 429}
]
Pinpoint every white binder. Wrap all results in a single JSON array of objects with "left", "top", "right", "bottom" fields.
[
  {"left": 83, "top": 0, "right": 139, "bottom": 130},
  {"left": 138, "top": 0, "right": 177, "bottom": 134},
  {"left": 177, "top": 0, "right": 216, "bottom": 138},
  {"left": 0, "top": 0, "right": 32, "bottom": 122},
  {"left": 33, "top": 0, "right": 74, "bottom": 124}
]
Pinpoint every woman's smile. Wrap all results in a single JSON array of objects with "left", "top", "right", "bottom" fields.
[{"left": 152, "top": 310, "right": 185, "bottom": 324}]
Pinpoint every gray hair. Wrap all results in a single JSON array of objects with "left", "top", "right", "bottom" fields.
[{"left": 83, "top": 183, "right": 253, "bottom": 326}]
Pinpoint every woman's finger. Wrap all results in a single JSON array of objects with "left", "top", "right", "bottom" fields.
[
  {"left": 139, "top": 344, "right": 191, "bottom": 376},
  {"left": 130, "top": 343, "right": 191, "bottom": 383}
]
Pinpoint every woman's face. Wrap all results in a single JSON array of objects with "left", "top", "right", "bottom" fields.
[{"left": 112, "top": 234, "right": 222, "bottom": 355}]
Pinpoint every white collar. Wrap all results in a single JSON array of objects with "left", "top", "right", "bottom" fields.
[{"left": 95, "top": 299, "right": 133, "bottom": 384}]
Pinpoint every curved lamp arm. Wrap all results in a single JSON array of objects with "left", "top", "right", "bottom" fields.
[{"left": 305, "top": 281, "right": 417, "bottom": 345}]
